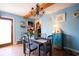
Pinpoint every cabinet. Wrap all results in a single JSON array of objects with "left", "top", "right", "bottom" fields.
[
  {"left": 53, "top": 33, "right": 63, "bottom": 48},
  {"left": 48, "top": 33, "right": 63, "bottom": 49}
]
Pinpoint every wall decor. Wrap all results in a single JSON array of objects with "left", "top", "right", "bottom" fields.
[
  {"left": 55, "top": 13, "right": 65, "bottom": 23},
  {"left": 74, "top": 10, "right": 79, "bottom": 17}
]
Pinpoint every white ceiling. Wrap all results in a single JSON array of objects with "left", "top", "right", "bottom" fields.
[
  {"left": 44, "top": 3, "right": 74, "bottom": 15},
  {"left": 0, "top": 3, "right": 74, "bottom": 17},
  {"left": 0, "top": 3, "right": 36, "bottom": 16}
]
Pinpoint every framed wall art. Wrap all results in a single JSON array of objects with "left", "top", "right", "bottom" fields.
[{"left": 55, "top": 13, "right": 65, "bottom": 23}]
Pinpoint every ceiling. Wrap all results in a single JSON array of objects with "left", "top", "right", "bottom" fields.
[
  {"left": 44, "top": 3, "right": 74, "bottom": 15},
  {"left": 0, "top": 3, "right": 74, "bottom": 17},
  {"left": 0, "top": 3, "right": 36, "bottom": 16}
]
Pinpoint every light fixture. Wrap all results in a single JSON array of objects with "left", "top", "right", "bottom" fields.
[{"left": 31, "top": 3, "right": 45, "bottom": 19}]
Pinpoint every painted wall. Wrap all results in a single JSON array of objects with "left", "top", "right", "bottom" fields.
[
  {"left": 40, "top": 4, "right": 79, "bottom": 51},
  {"left": 40, "top": 15, "right": 54, "bottom": 36},
  {"left": 0, "top": 11, "right": 26, "bottom": 44},
  {"left": 61, "top": 4, "right": 79, "bottom": 51}
]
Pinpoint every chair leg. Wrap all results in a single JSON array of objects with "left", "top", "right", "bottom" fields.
[
  {"left": 24, "top": 53, "right": 26, "bottom": 56},
  {"left": 29, "top": 52, "right": 30, "bottom": 56},
  {"left": 23, "top": 43, "right": 26, "bottom": 56}
]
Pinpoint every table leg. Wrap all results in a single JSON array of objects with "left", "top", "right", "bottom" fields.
[
  {"left": 49, "top": 44, "right": 52, "bottom": 56},
  {"left": 39, "top": 44, "right": 40, "bottom": 56}
]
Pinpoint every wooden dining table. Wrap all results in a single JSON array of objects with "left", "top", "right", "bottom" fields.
[{"left": 31, "top": 38, "right": 52, "bottom": 56}]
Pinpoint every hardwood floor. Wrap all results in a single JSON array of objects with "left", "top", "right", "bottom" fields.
[
  {"left": 0, "top": 44, "right": 76, "bottom": 56},
  {"left": 0, "top": 44, "right": 24, "bottom": 56},
  {"left": 52, "top": 48, "right": 75, "bottom": 56}
]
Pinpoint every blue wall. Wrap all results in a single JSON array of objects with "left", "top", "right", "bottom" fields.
[
  {"left": 40, "top": 15, "right": 54, "bottom": 36},
  {"left": 0, "top": 11, "right": 26, "bottom": 44},
  {"left": 40, "top": 4, "right": 79, "bottom": 51},
  {"left": 61, "top": 4, "right": 79, "bottom": 50}
]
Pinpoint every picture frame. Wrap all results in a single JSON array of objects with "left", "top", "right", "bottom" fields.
[{"left": 55, "top": 13, "right": 65, "bottom": 23}]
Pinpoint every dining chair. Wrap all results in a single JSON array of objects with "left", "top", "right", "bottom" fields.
[
  {"left": 40, "top": 37, "right": 52, "bottom": 56},
  {"left": 22, "top": 34, "right": 38, "bottom": 56}
]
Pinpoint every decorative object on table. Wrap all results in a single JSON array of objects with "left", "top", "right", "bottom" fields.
[{"left": 27, "top": 21, "right": 34, "bottom": 38}]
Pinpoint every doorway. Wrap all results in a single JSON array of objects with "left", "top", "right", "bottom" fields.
[
  {"left": 36, "top": 22, "right": 41, "bottom": 37},
  {"left": 0, "top": 17, "right": 13, "bottom": 47}
]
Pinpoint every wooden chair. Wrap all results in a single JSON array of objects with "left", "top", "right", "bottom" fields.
[
  {"left": 40, "top": 38, "right": 52, "bottom": 56},
  {"left": 22, "top": 34, "right": 38, "bottom": 56}
]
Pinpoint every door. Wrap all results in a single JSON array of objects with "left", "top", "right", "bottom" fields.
[
  {"left": 0, "top": 17, "right": 13, "bottom": 47},
  {"left": 36, "top": 22, "right": 41, "bottom": 37}
]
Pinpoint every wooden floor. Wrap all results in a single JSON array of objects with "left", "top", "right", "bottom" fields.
[
  {"left": 0, "top": 44, "right": 24, "bottom": 56},
  {"left": 0, "top": 44, "right": 75, "bottom": 56}
]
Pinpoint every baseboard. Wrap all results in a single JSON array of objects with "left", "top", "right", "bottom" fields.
[
  {"left": 53, "top": 46, "right": 62, "bottom": 49},
  {"left": 64, "top": 47, "right": 79, "bottom": 56},
  {"left": 0, "top": 43, "right": 11, "bottom": 48},
  {"left": 13, "top": 42, "right": 17, "bottom": 45},
  {"left": 17, "top": 40, "right": 22, "bottom": 44}
]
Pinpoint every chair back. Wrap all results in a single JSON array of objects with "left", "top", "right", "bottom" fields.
[
  {"left": 21, "top": 33, "right": 32, "bottom": 51},
  {"left": 47, "top": 38, "right": 52, "bottom": 46}
]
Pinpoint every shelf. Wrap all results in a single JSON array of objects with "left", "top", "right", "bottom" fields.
[{"left": 20, "top": 25, "right": 26, "bottom": 28}]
